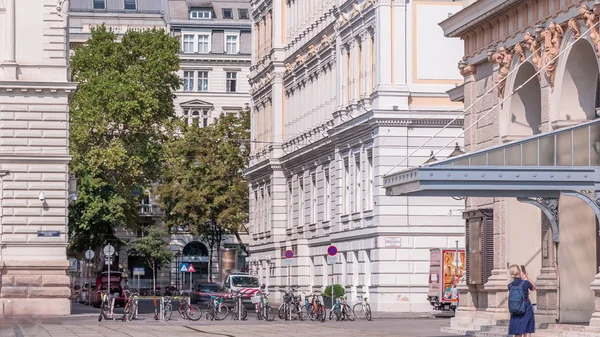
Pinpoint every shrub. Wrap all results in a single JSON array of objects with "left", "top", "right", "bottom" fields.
[{"left": 323, "top": 284, "right": 345, "bottom": 298}]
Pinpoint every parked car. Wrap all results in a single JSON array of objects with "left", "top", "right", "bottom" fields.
[
  {"left": 92, "top": 272, "right": 126, "bottom": 307},
  {"left": 191, "top": 282, "right": 222, "bottom": 303}
]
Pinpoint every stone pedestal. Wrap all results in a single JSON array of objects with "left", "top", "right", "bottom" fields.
[
  {"left": 536, "top": 266, "right": 559, "bottom": 323},
  {"left": 588, "top": 268, "right": 600, "bottom": 327},
  {"left": 0, "top": 260, "right": 71, "bottom": 315},
  {"left": 482, "top": 269, "right": 510, "bottom": 323}
]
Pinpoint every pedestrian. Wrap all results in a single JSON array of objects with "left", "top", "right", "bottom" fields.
[{"left": 508, "top": 264, "right": 536, "bottom": 337}]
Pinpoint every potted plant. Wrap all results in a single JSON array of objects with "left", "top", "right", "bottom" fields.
[{"left": 323, "top": 284, "right": 345, "bottom": 309}]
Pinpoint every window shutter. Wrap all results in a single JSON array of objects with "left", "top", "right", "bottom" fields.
[
  {"left": 482, "top": 211, "right": 494, "bottom": 284},
  {"left": 467, "top": 217, "right": 483, "bottom": 285}
]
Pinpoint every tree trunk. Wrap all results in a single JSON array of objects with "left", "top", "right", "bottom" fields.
[
  {"left": 152, "top": 261, "right": 156, "bottom": 296},
  {"left": 208, "top": 241, "right": 214, "bottom": 283},
  {"left": 216, "top": 228, "right": 222, "bottom": 280}
]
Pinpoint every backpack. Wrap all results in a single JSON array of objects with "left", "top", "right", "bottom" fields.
[{"left": 508, "top": 281, "right": 527, "bottom": 315}]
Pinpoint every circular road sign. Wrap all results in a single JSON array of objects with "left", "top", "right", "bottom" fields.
[
  {"left": 327, "top": 246, "right": 337, "bottom": 256},
  {"left": 103, "top": 244, "right": 115, "bottom": 256},
  {"left": 85, "top": 250, "right": 95, "bottom": 260},
  {"left": 284, "top": 250, "right": 294, "bottom": 259}
]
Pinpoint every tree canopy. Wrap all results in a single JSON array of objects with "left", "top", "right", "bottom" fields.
[
  {"left": 68, "top": 26, "right": 181, "bottom": 252},
  {"left": 157, "top": 110, "right": 250, "bottom": 253},
  {"left": 133, "top": 227, "right": 174, "bottom": 293}
]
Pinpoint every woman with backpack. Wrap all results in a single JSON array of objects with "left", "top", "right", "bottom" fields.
[{"left": 508, "top": 264, "right": 537, "bottom": 337}]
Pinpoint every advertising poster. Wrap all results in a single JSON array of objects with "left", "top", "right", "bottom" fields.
[{"left": 441, "top": 250, "right": 466, "bottom": 302}]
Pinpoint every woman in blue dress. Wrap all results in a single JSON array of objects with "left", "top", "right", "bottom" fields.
[{"left": 508, "top": 264, "right": 536, "bottom": 337}]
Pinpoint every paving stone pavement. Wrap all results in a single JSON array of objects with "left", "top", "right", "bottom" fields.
[{"left": 0, "top": 316, "right": 458, "bottom": 337}]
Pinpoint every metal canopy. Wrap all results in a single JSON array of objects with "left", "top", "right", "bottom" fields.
[{"left": 384, "top": 118, "right": 600, "bottom": 198}]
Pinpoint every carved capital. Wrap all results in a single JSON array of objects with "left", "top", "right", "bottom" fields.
[
  {"left": 458, "top": 60, "right": 476, "bottom": 77},
  {"left": 568, "top": 18, "right": 581, "bottom": 39},
  {"left": 522, "top": 31, "right": 543, "bottom": 71}
]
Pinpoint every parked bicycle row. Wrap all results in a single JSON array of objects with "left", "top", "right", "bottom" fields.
[{"left": 96, "top": 286, "right": 372, "bottom": 323}]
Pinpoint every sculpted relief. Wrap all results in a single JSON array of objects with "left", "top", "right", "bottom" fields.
[
  {"left": 488, "top": 47, "right": 512, "bottom": 99},
  {"left": 543, "top": 22, "right": 564, "bottom": 86}
]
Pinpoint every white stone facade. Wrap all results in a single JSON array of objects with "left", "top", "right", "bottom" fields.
[
  {"left": 246, "top": 0, "right": 468, "bottom": 312},
  {"left": 0, "top": 0, "right": 76, "bottom": 315}
]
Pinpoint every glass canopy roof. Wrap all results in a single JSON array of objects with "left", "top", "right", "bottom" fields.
[{"left": 383, "top": 119, "right": 600, "bottom": 198}]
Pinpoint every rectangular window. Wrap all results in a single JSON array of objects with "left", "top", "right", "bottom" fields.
[
  {"left": 197, "top": 71, "right": 209, "bottom": 92},
  {"left": 202, "top": 114, "right": 209, "bottom": 127},
  {"left": 124, "top": 0, "right": 136, "bottom": 10},
  {"left": 287, "top": 179, "right": 293, "bottom": 229},
  {"left": 183, "top": 71, "right": 194, "bottom": 91},
  {"left": 299, "top": 177, "right": 305, "bottom": 226},
  {"left": 226, "top": 72, "right": 237, "bottom": 92},
  {"left": 353, "top": 155, "right": 361, "bottom": 213},
  {"left": 324, "top": 169, "right": 330, "bottom": 221},
  {"left": 190, "top": 10, "right": 211, "bottom": 19},
  {"left": 365, "top": 150, "right": 373, "bottom": 210},
  {"left": 239, "top": 9, "right": 249, "bottom": 19},
  {"left": 226, "top": 35, "right": 239, "bottom": 54},
  {"left": 198, "top": 34, "right": 210, "bottom": 53},
  {"left": 343, "top": 158, "right": 350, "bottom": 214},
  {"left": 223, "top": 8, "right": 233, "bottom": 19},
  {"left": 93, "top": 0, "right": 105, "bottom": 9},
  {"left": 183, "top": 34, "right": 195, "bottom": 53},
  {"left": 311, "top": 173, "right": 317, "bottom": 224}
]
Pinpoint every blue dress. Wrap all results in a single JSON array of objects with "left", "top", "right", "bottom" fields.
[{"left": 508, "top": 279, "right": 535, "bottom": 335}]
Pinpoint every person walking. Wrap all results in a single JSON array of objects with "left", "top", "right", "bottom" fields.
[{"left": 508, "top": 264, "right": 536, "bottom": 337}]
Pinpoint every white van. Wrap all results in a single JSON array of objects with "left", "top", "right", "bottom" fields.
[{"left": 224, "top": 273, "right": 261, "bottom": 294}]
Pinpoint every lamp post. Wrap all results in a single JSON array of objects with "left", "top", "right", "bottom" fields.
[{"left": 175, "top": 251, "right": 181, "bottom": 292}]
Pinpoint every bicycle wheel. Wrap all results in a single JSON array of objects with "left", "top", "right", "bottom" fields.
[
  {"left": 265, "top": 305, "right": 274, "bottom": 321},
  {"left": 186, "top": 304, "right": 203, "bottom": 321},
  {"left": 365, "top": 304, "right": 372, "bottom": 321},
  {"left": 318, "top": 305, "right": 326, "bottom": 323},
  {"left": 98, "top": 301, "right": 104, "bottom": 322},
  {"left": 179, "top": 304, "right": 189, "bottom": 320},
  {"left": 128, "top": 302, "right": 137, "bottom": 321},
  {"left": 353, "top": 303, "right": 364, "bottom": 320},
  {"left": 163, "top": 303, "right": 173, "bottom": 321},
  {"left": 241, "top": 304, "right": 248, "bottom": 320},
  {"left": 344, "top": 305, "right": 355, "bottom": 321},
  {"left": 256, "top": 305, "right": 263, "bottom": 320},
  {"left": 278, "top": 303, "right": 285, "bottom": 319},
  {"left": 215, "top": 303, "right": 229, "bottom": 320}
]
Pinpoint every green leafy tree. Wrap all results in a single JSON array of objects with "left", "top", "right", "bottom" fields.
[
  {"left": 133, "top": 227, "right": 174, "bottom": 294},
  {"left": 68, "top": 25, "right": 181, "bottom": 257},
  {"left": 157, "top": 110, "right": 250, "bottom": 281}
]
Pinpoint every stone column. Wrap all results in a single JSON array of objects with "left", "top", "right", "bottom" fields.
[
  {"left": 589, "top": 268, "right": 600, "bottom": 326},
  {"left": 2, "top": 0, "right": 17, "bottom": 81},
  {"left": 535, "top": 219, "right": 559, "bottom": 324},
  {"left": 375, "top": 0, "right": 392, "bottom": 86}
]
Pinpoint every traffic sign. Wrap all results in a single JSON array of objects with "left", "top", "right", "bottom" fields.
[
  {"left": 85, "top": 249, "right": 95, "bottom": 260},
  {"left": 103, "top": 244, "right": 115, "bottom": 256},
  {"left": 283, "top": 258, "right": 294, "bottom": 266},
  {"left": 327, "top": 245, "right": 337, "bottom": 256},
  {"left": 133, "top": 267, "right": 145, "bottom": 276},
  {"left": 327, "top": 255, "right": 338, "bottom": 265},
  {"left": 179, "top": 263, "right": 189, "bottom": 272},
  {"left": 187, "top": 264, "right": 196, "bottom": 273},
  {"left": 284, "top": 250, "right": 294, "bottom": 259},
  {"left": 104, "top": 257, "right": 113, "bottom": 265}
]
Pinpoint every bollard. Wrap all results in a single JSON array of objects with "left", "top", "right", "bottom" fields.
[
  {"left": 110, "top": 297, "right": 115, "bottom": 319},
  {"left": 160, "top": 297, "right": 164, "bottom": 320},
  {"left": 135, "top": 297, "right": 139, "bottom": 320}
]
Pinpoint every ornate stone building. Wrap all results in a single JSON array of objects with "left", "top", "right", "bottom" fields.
[
  {"left": 246, "top": 0, "right": 468, "bottom": 312},
  {"left": 0, "top": 0, "right": 76, "bottom": 314},
  {"left": 384, "top": 0, "right": 600, "bottom": 333}
]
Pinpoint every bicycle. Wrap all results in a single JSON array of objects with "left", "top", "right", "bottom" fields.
[
  {"left": 162, "top": 296, "right": 173, "bottom": 321},
  {"left": 177, "top": 295, "right": 202, "bottom": 321},
  {"left": 230, "top": 291, "right": 248, "bottom": 321},
  {"left": 278, "top": 287, "right": 303, "bottom": 321},
  {"left": 122, "top": 290, "right": 140, "bottom": 321},
  {"left": 352, "top": 295, "right": 372, "bottom": 321},
  {"left": 305, "top": 292, "right": 326, "bottom": 322},
  {"left": 329, "top": 296, "right": 354, "bottom": 321},
  {"left": 206, "top": 295, "right": 229, "bottom": 321},
  {"left": 252, "top": 289, "right": 274, "bottom": 321}
]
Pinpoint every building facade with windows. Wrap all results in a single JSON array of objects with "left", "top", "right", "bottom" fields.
[
  {"left": 246, "top": 0, "right": 468, "bottom": 312},
  {"left": 383, "top": 0, "right": 600, "bottom": 333},
  {"left": 0, "top": 0, "right": 77, "bottom": 315},
  {"left": 67, "top": 0, "right": 251, "bottom": 290},
  {"left": 168, "top": 0, "right": 252, "bottom": 127}
]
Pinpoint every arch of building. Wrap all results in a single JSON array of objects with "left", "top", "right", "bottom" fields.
[
  {"left": 552, "top": 35, "right": 599, "bottom": 129},
  {"left": 501, "top": 60, "right": 542, "bottom": 142}
]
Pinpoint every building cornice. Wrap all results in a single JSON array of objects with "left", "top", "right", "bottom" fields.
[
  {"left": 0, "top": 81, "right": 78, "bottom": 95},
  {"left": 439, "top": 0, "right": 524, "bottom": 38}
]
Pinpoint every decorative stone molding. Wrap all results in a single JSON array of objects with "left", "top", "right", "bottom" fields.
[
  {"left": 458, "top": 59, "right": 476, "bottom": 77},
  {"left": 335, "top": 0, "right": 374, "bottom": 30},
  {"left": 487, "top": 47, "right": 512, "bottom": 98},
  {"left": 542, "top": 22, "right": 564, "bottom": 86},
  {"left": 513, "top": 42, "right": 526, "bottom": 62},
  {"left": 522, "top": 32, "right": 542, "bottom": 71},
  {"left": 567, "top": 17, "right": 581, "bottom": 39},
  {"left": 580, "top": 5, "right": 600, "bottom": 57}
]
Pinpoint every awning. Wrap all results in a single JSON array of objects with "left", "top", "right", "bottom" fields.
[{"left": 384, "top": 118, "right": 600, "bottom": 198}]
